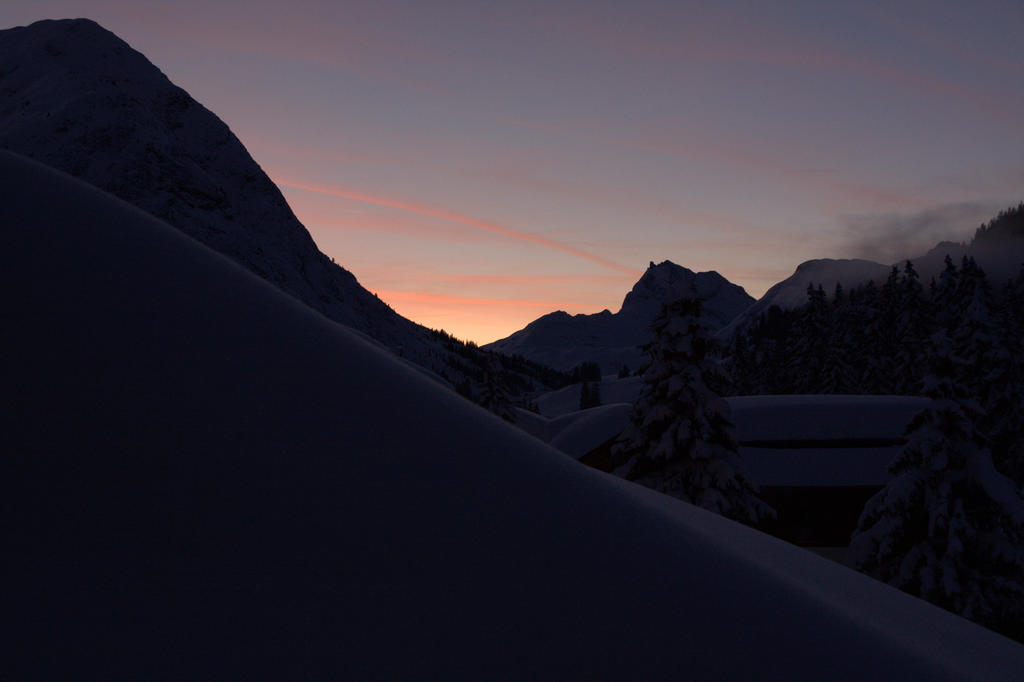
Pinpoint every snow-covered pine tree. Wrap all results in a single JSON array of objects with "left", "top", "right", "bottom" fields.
[
  {"left": 613, "top": 290, "right": 773, "bottom": 525},
  {"left": 846, "top": 329, "right": 1024, "bottom": 641}
]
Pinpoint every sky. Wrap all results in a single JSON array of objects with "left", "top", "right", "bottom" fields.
[{"left": 4, "top": 1, "right": 1023, "bottom": 343}]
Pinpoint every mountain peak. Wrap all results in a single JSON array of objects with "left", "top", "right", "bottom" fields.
[
  {"left": 485, "top": 260, "right": 753, "bottom": 371},
  {"left": 2, "top": 18, "right": 160, "bottom": 82},
  {"left": 620, "top": 259, "right": 744, "bottom": 319}
]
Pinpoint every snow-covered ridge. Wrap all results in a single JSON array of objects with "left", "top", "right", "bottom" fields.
[
  {"left": 6, "top": 149, "right": 1024, "bottom": 677},
  {"left": 0, "top": 18, "right": 409, "bottom": 342},
  {"left": 0, "top": 17, "right": 548, "bottom": 397}
]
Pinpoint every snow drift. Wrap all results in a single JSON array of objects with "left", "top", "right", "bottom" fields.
[{"left": 4, "top": 150, "right": 1023, "bottom": 678}]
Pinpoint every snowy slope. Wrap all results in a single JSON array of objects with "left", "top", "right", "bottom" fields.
[
  {"left": 0, "top": 18, "right": 545, "bottom": 395},
  {"left": 5, "top": 150, "right": 1023, "bottom": 678},
  {"left": 485, "top": 260, "right": 753, "bottom": 371}
]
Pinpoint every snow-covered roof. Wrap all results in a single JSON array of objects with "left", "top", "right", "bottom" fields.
[
  {"left": 515, "top": 403, "right": 633, "bottom": 459},
  {"left": 5, "top": 150, "right": 1023, "bottom": 678},
  {"left": 729, "top": 394, "right": 930, "bottom": 442}
]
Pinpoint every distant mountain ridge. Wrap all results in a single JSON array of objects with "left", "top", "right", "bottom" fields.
[
  {"left": 485, "top": 260, "right": 754, "bottom": 371},
  {"left": 720, "top": 211, "right": 1024, "bottom": 338},
  {"left": 0, "top": 18, "right": 557, "bottom": 397}
]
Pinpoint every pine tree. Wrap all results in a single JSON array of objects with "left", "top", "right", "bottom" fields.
[
  {"left": 986, "top": 268, "right": 1024, "bottom": 486},
  {"left": 579, "top": 381, "right": 602, "bottom": 410},
  {"left": 950, "top": 257, "right": 998, "bottom": 400},
  {"left": 786, "top": 283, "right": 830, "bottom": 393},
  {"left": 613, "top": 291, "right": 773, "bottom": 525},
  {"left": 820, "top": 282, "right": 858, "bottom": 393},
  {"left": 892, "top": 260, "right": 929, "bottom": 395},
  {"left": 846, "top": 330, "right": 1024, "bottom": 640},
  {"left": 478, "top": 356, "right": 517, "bottom": 423},
  {"left": 849, "top": 279, "right": 884, "bottom": 392}
]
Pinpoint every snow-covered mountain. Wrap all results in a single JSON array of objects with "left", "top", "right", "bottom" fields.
[
  {"left": 7, "top": 147, "right": 1024, "bottom": 679},
  {"left": 0, "top": 18, "right": 552, "bottom": 396},
  {"left": 718, "top": 258, "right": 892, "bottom": 338},
  {"left": 485, "top": 260, "right": 754, "bottom": 372}
]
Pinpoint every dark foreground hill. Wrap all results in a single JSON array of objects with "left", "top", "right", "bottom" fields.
[{"left": 4, "top": 149, "right": 1023, "bottom": 678}]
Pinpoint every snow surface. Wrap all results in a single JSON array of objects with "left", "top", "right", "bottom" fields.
[
  {"left": 485, "top": 261, "right": 753, "bottom": 371},
  {"left": 5, "top": 152, "right": 1024, "bottom": 677}
]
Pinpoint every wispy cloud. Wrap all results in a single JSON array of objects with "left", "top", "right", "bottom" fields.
[
  {"left": 273, "top": 178, "right": 641, "bottom": 276},
  {"left": 839, "top": 201, "right": 1003, "bottom": 263}
]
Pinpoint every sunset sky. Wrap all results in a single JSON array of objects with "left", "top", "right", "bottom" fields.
[{"left": 4, "top": 1, "right": 1023, "bottom": 343}]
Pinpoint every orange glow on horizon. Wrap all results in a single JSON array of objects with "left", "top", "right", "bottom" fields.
[
  {"left": 375, "top": 289, "right": 610, "bottom": 309},
  {"left": 372, "top": 288, "right": 611, "bottom": 344}
]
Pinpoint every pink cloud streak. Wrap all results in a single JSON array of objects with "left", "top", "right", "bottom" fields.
[{"left": 273, "top": 178, "right": 641, "bottom": 276}]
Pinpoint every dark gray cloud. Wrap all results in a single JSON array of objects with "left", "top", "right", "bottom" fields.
[{"left": 838, "top": 201, "right": 1004, "bottom": 264}]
